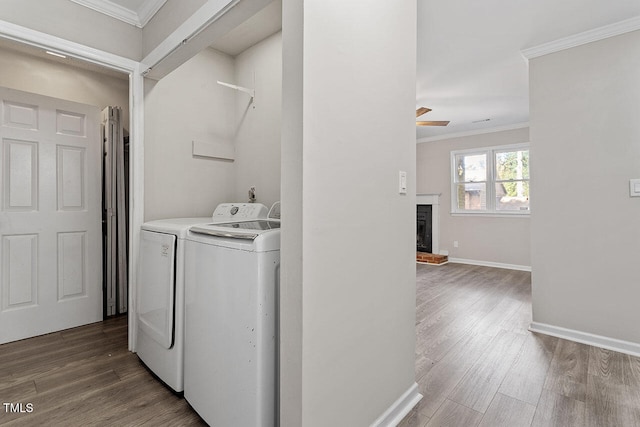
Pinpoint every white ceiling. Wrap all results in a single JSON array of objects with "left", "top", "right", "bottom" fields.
[
  {"left": 13, "top": 1, "right": 640, "bottom": 140},
  {"left": 416, "top": 0, "right": 640, "bottom": 141}
]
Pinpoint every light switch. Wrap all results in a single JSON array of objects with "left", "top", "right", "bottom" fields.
[
  {"left": 399, "top": 171, "right": 407, "bottom": 194},
  {"left": 630, "top": 179, "right": 640, "bottom": 197}
]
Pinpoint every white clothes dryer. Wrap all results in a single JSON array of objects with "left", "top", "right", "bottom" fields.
[
  {"left": 135, "top": 203, "right": 268, "bottom": 393},
  {"left": 184, "top": 205, "right": 280, "bottom": 426}
]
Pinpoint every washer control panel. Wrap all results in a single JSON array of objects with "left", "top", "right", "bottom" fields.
[{"left": 212, "top": 203, "right": 268, "bottom": 220}]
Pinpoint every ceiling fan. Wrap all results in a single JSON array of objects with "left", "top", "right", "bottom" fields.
[{"left": 416, "top": 107, "right": 449, "bottom": 126}]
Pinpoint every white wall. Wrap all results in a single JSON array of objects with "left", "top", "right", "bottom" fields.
[
  {"left": 279, "top": 0, "right": 303, "bottom": 424},
  {"left": 0, "top": 46, "right": 129, "bottom": 129},
  {"left": 143, "top": 30, "right": 283, "bottom": 220},
  {"left": 281, "top": 0, "right": 417, "bottom": 425},
  {"left": 144, "top": 48, "right": 236, "bottom": 220},
  {"left": 232, "top": 31, "right": 282, "bottom": 207},
  {"left": 417, "top": 127, "right": 531, "bottom": 268},
  {"left": 0, "top": 0, "right": 142, "bottom": 60},
  {"left": 530, "top": 31, "right": 640, "bottom": 344}
]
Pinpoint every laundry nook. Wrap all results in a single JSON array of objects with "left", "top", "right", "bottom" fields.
[{"left": 0, "top": 0, "right": 419, "bottom": 425}]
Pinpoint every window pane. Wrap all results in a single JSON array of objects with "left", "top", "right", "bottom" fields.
[
  {"left": 456, "top": 183, "right": 486, "bottom": 210},
  {"left": 455, "top": 153, "right": 486, "bottom": 182},
  {"left": 495, "top": 182, "right": 529, "bottom": 211},
  {"left": 495, "top": 150, "right": 529, "bottom": 181}
]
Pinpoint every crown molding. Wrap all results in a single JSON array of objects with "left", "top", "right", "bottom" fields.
[
  {"left": 70, "top": 0, "right": 167, "bottom": 28},
  {"left": 137, "top": 0, "right": 168, "bottom": 27},
  {"left": 522, "top": 15, "right": 640, "bottom": 60},
  {"left": 417, "top": 122, "right": 529, "bottom": 144}
]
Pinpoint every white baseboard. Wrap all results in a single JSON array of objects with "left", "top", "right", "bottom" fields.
[
  {"left": 448, "top": 257, "right": 531, "bottom": 272},
  {"left": 370, "top": 382, "right": 422, "bottom": 427},
  {"left": 416, "top": 261, "right": 449, "bottom": 266},
  {"left": 529, "top": 322, "right": 640, "bottom": 358}
]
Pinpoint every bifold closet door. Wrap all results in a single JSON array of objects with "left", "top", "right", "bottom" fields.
[{"left": 102, "top": 106, "right": 127, "bottom": 317}]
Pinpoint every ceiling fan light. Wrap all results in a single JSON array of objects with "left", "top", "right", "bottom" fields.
[
  {"left": 416, "top": 120, "right": 450, "bottom": 126},
  {"left": 416, "top": 107, "right": 432, "bottom": 118}
]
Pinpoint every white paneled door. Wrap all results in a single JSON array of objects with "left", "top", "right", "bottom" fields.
[{"left": 0, "top": 87, "right": 102, "bottom": 344}]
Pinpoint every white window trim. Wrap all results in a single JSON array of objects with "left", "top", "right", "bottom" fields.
[{"left": 450, "top": 142, "right": 530, "bottom": 216}]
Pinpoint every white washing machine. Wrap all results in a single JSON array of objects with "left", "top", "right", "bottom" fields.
[
  {"left": 184, "top": 203, "right": 280, "bottom": 426},
  {"left": 135, "top": 203, "right": 268, "bottom": 393}
]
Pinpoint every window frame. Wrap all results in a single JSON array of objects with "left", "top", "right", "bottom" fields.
[{"left": 450, "top": 143, "right": 530, "bottom": 216}]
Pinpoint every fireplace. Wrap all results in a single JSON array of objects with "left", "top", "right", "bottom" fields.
[
  {"left": 417, "top": 205, "right": 432, "bottom": 253},
  {"left": 416, "top": 194, "right": 447, "bottom": 264},
  {"left": 416, "top": 194, "right": 440, "bottom": 255}
]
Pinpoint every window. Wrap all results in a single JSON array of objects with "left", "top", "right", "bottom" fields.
[{"left": 451, "top": 144, "right": 530, "bottom": 214}]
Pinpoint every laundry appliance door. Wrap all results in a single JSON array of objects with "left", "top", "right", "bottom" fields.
[{"left": 137, "top": 230, "right": 176, "bottom": 349}]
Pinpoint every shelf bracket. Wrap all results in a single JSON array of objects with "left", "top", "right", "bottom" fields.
[{"left": 217, "top": 80, "right": 255, "bottom": 102}]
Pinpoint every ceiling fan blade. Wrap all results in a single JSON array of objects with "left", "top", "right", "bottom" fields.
[
  {"left": 416, "top": 107, "right": 432, "bottom": 118},
  {"left": 416, "top": 121, "right": 450, "bottom": 126}
]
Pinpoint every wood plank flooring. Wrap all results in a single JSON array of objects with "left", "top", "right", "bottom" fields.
[
  {"left": 0, "top": 316, "right": 205, "bottom": 426},
  {"left": 2, "top": 263, "right": 640, "bottom": 426},
  {"left": 400, "top": 263, "right": 640, "bottom": 427}
]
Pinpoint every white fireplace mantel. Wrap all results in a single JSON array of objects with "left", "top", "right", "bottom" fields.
[{"left": 416, "top": 194, "right": 441, "bottom": 255}]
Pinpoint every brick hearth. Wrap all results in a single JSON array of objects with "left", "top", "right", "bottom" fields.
[{"left": 416, "top": 252, "right": 448, "bottom": 265}]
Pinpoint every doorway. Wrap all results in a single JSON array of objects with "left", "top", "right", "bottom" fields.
[{"left": 0, "top": 38, "right": 133, "bottom": 343}]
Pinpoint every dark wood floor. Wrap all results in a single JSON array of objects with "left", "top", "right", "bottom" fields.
[
  {"left": 400, "top": 263, "right": 640, "bottom": 427},
  {"left": 2, "top": 263, "right": 640, "bottom": 426},
  {"left": 0, "top": 315, "right": 205, "bottom": 426}
]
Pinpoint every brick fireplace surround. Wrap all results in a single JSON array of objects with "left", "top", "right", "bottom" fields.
[{"left": 416, "top": 252, "right": 449, "bottom": 265}]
